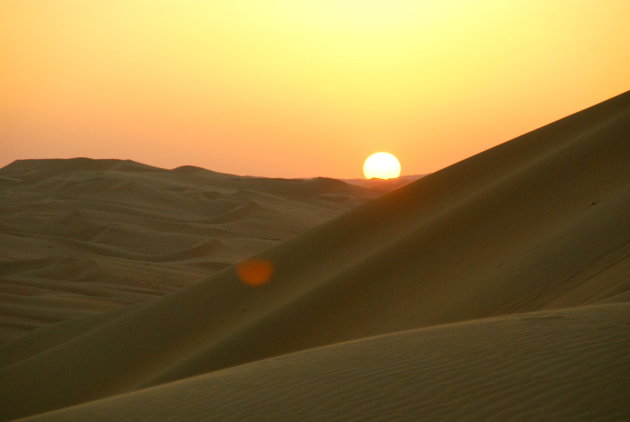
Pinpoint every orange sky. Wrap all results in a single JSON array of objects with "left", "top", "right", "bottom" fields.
[{"left": 1, "top": 1, "right": 628, "bottom": 178}]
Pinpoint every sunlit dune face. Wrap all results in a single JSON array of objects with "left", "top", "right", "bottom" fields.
[
  {"left": 363, "top": 152, "right": 401, "bottom": 179},
  {"left": 236, "top": 259, "right": 274, "bottom": 286}
]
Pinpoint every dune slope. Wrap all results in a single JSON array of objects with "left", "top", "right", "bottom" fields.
[
  {"left": 17, "top": 303, "right": 630, "bottom": 421},
  {"left": 1, "top": 91, "right": 629, "bottom": 420}
]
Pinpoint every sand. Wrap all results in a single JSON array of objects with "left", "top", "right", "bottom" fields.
[
  {"left": 344, "top": 174, "right": 424, "bottom": 192},
  {"left": 0, "top": 162, "right": 378, "bottom": 343},
  {"left": 15, "top": 303, "right": 630, "bottom": 421},
  {"left": 1, "top": 91, "right": 629, "bottom": 421}
]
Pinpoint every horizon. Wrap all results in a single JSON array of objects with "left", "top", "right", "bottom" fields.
[
  {"left": 1, "top": 156, "right": 428, "bottom": 182},
  {"left": 2, "top": 1, "right": 629, "bottom": 178}
]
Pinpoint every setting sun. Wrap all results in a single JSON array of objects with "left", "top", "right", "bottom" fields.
[
  {"left": 363, "top": 152, "right": 401, "bottom": 179},
  {"left": 2, "top": 1, "right": 628, "bottom": 177}
]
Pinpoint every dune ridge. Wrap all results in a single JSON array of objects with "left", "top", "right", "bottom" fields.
[{"left": 0, "top": 91, "right": 629, "bottom": 420}]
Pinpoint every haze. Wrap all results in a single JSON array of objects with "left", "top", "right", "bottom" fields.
[{"left": 1, "top": 0, "right": 628, "bottom": 178}]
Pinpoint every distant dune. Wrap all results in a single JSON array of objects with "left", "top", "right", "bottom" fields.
[
  {"left": 0, "top": 161, "right": 378, "bottom": 343},
  {"left": 1, "top": 91, "right": 629, "bottom": 421},
  {"left": 343, "top": 174, "right": 424, "bottom": 192}
]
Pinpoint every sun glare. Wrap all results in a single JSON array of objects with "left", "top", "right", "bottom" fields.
[{"left": 363, "top": 152, "right": 401, "bottom": 179}]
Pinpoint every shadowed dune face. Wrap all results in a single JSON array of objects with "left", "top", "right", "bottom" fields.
[
  {"left": 0, "top": 161, "right": 378, "bottom": 343},
  {"left": 0, "top": 92, "right": 629, "bottom": 421}
]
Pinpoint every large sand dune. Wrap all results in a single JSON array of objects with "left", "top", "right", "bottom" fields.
[{"left": 1, "top": 91, "right": 629, "bottom": 420}]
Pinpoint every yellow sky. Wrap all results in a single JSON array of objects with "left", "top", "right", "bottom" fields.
[{"left": 1, "top": 0, "right": 628, "bottom": 178}]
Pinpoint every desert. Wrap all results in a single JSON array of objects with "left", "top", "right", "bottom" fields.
[
  {"left": 2, "top": 1, "right": 629, "bottom": 420},
  {"left": 0, "top": 91, "right": 628, "bottom": 421}
]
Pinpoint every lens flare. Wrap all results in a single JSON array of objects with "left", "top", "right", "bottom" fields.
[{"left": 236, "top": 259, "right": 274, "bottom": 286}]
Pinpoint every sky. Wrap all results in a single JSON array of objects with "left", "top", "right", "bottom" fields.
[{"left": 1, "top": 0, "right": 628, "bottom": 178}]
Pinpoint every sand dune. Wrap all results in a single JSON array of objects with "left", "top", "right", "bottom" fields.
[
  {"left": 1, "top": 91, "right": 629, "bottom": 421},
  {"left": 0, "top": 162, "right": 377, "bottom": 343},
  {"left": 17, "top": 303, "right": 630, "bottom": 421},
  {"left": 344, "top": 174, "right": 424, "bottom": 192}
]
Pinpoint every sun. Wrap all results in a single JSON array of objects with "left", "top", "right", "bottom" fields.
[{"left": 363, "top": 152, "right": 401, "bottom": 179}]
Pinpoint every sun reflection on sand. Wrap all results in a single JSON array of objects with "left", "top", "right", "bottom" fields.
[{"left": 237, "top": 259, "right": 274, "bottom": 286}]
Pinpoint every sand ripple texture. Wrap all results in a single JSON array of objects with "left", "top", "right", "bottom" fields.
[{"left": 0, "top": 160, "right": 377, "bottom": 343}]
